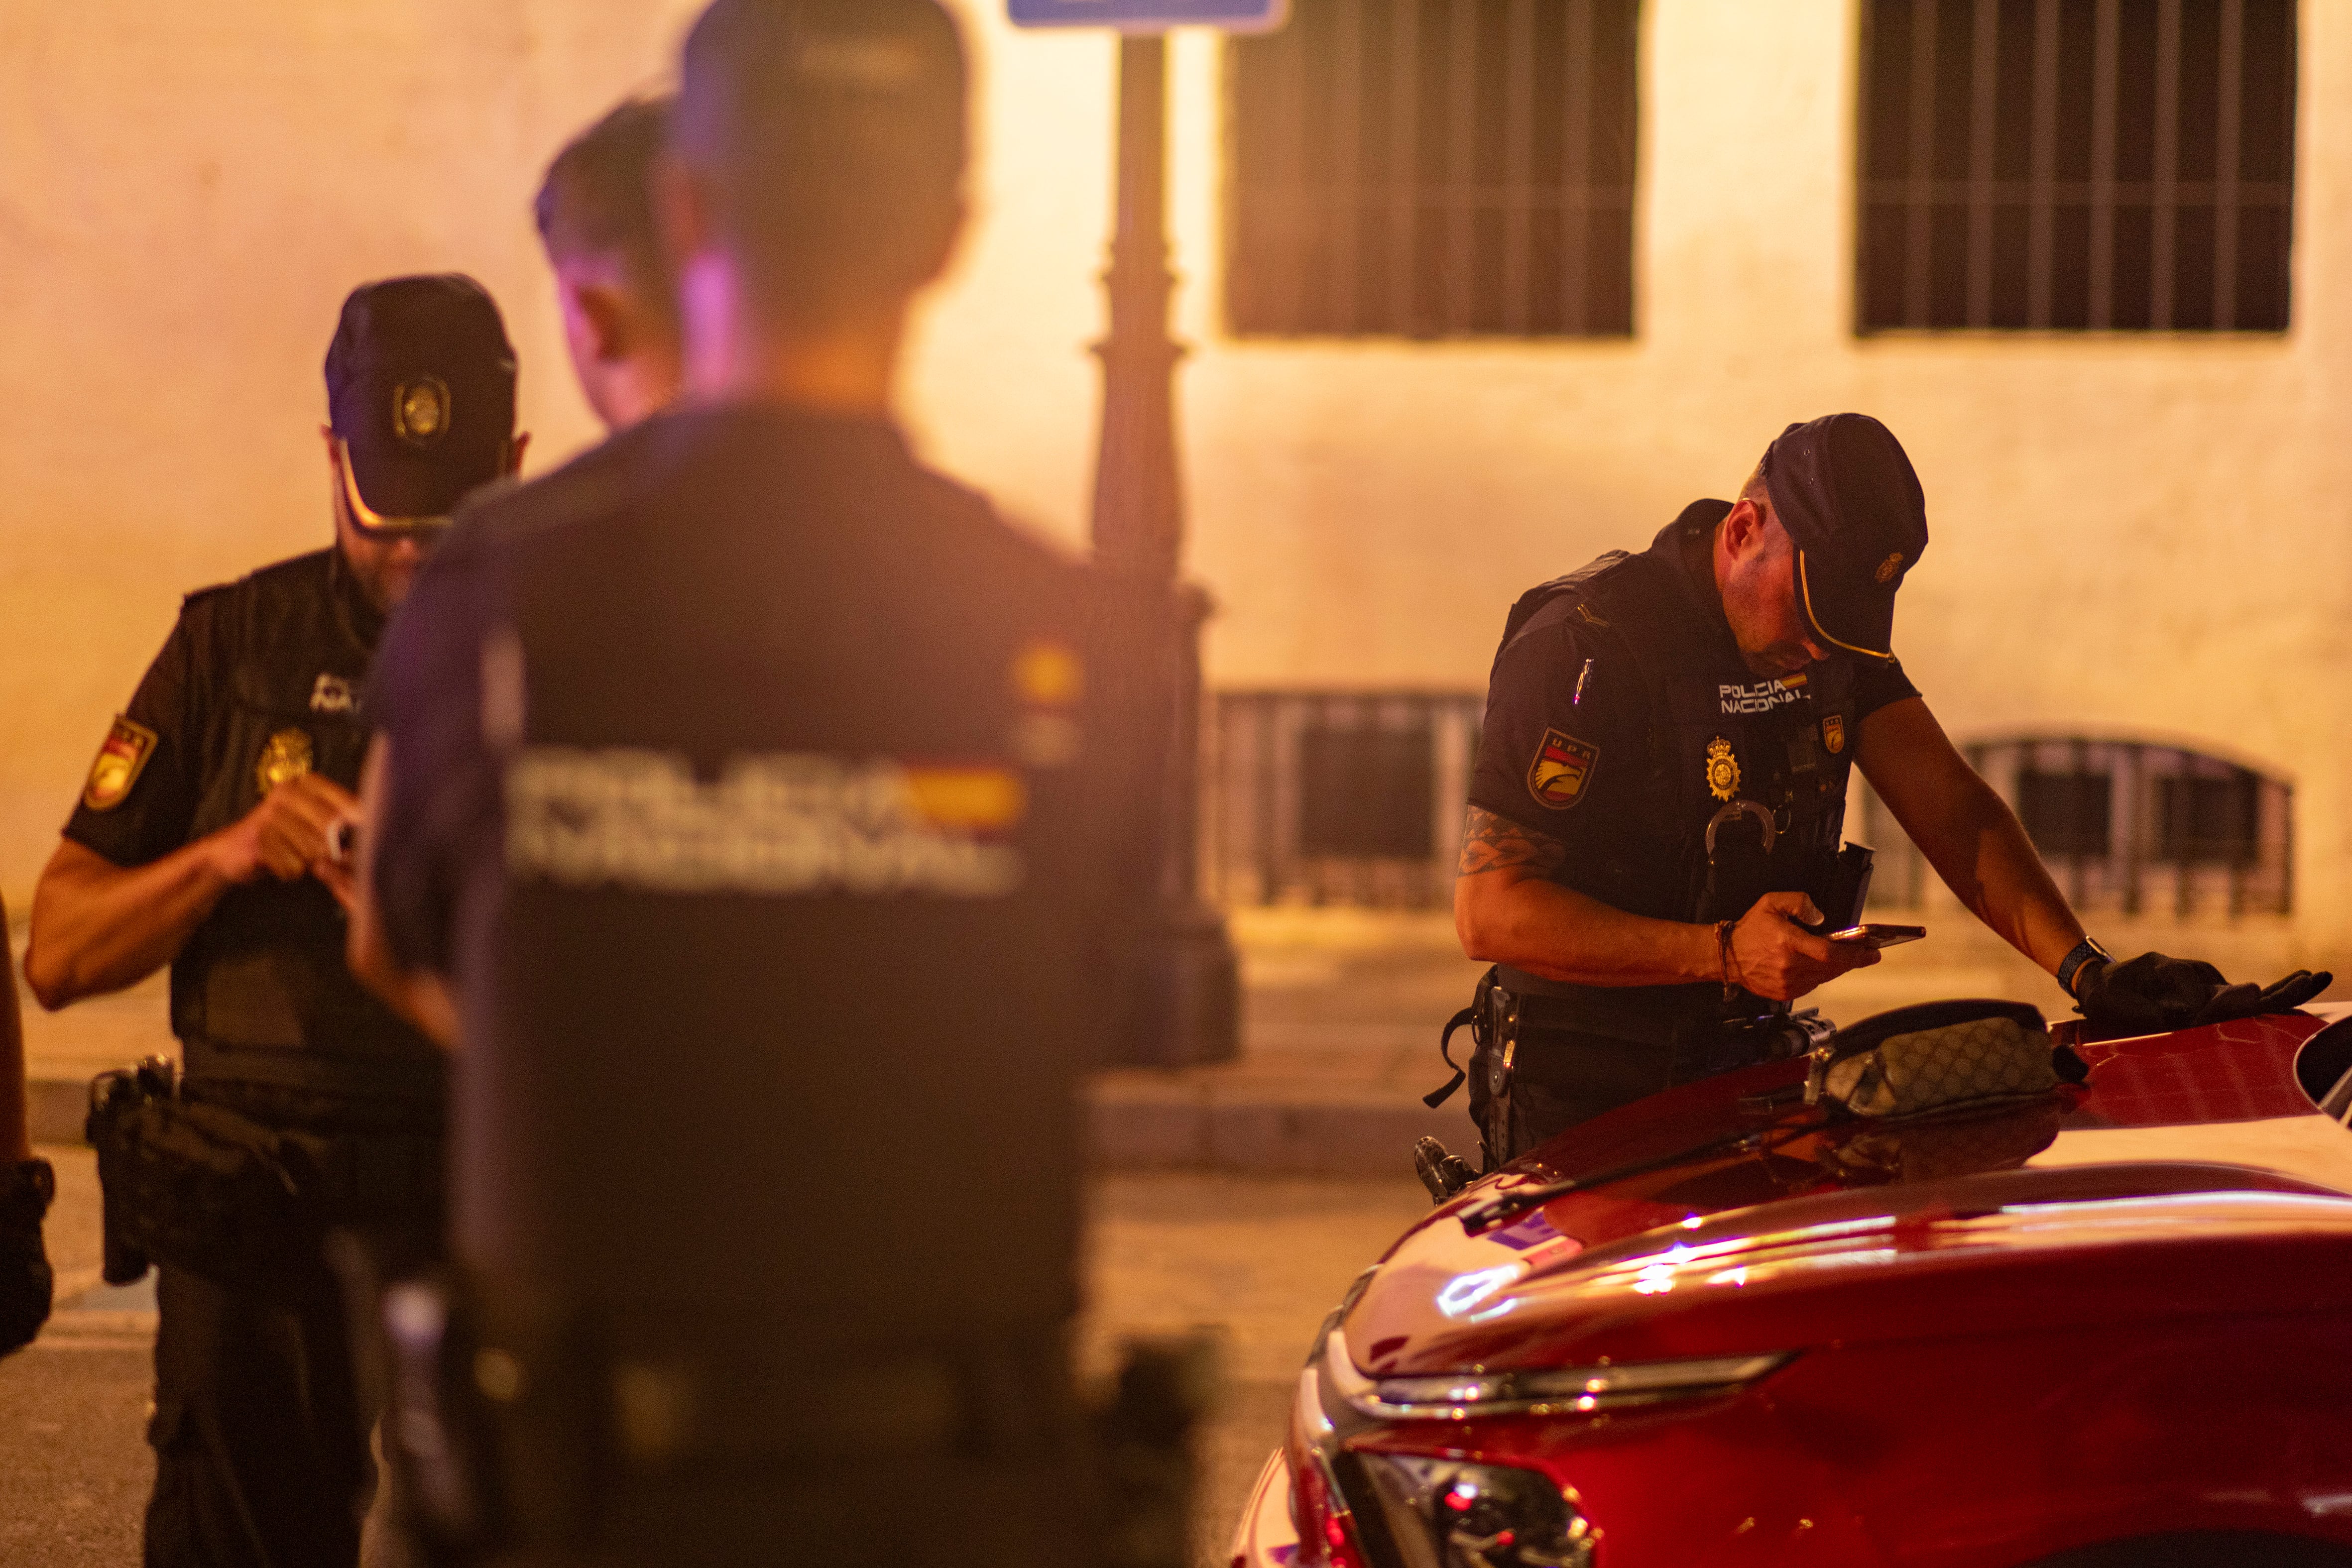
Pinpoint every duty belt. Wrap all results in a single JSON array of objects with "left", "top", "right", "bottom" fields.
[{"left": 182, "top": 1035, "right": 446, "bottom": 1104}]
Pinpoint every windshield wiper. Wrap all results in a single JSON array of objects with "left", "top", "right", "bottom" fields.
[{"left": 1455, "top": 1115, "right": 1818, "bottom": 1236}]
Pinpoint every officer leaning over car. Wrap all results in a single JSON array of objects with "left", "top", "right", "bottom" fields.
[
  {"left": 1439, "top": 413, "right": 2329, "bottom": 1175},
  {"left": 345, "top": 1, "right": 1152, "bottom": 1564},
  {"left": 2, "top": 891, "right": 53, "bottom": 1360},
  {"left": 22, "top": 275, "right": 524, "bottom": 1568}
]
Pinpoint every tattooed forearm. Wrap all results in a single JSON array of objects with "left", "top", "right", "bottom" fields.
[{"left": 1456, "top": 806, "right": 1569, "bottom": 877}]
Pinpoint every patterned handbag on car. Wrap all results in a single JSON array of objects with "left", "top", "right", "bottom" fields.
[{"left": 1811, "top": 1000, "right": 2078, "bottom": 1119}]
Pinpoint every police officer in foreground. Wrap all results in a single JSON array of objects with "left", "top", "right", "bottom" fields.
[
  {"left": 2, "top": 892, "right": 53, "bottom": 1359},
  {"left": 1447, "top": 413, "right": 2328, "bottom": 1170},
  {"left": 24, "top": 275, "right": 523, "bottom": 1567},
  {"left": 351, "top": 2, "right": 1143, "bottom": 1563},
  {"left": 534, "top": 94, "right": 683, "bottom": 434}
]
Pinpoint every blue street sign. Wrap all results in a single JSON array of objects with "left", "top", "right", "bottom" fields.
[{"left": 1008, "top": 0, "right": 1289, "bottom": 33}]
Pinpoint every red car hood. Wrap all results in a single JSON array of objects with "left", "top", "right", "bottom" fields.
[{"left": 1347, "top": 1009, "right": 2352, "bottom": 1379}]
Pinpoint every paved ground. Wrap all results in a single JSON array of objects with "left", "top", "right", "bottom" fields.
[{"left": 0, "top": 1148, "right": 1425, "bottom": 1568}]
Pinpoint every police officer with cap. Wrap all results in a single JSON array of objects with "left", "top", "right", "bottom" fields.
[
  {"left": 1447, "top": 413, "right": 2328, "bottom": 1169},
  {"left": 24, "top": 274, "right": 524, "bottom": 1567},
  {"left": 352, "top": 2, "right": 1140, "bottom": 1563}
]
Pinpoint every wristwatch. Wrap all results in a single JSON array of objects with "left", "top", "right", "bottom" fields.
[{"left": 2057, "top": 937, "right": 2114, "bottom": 1000}]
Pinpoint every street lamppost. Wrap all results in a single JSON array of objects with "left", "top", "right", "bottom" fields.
[
  {"left": 1008, "top": 0, "right": 1288, "bottom": 1067},
  {"left": 1090, "top": 36, "right": 1237, "bottom": 1068}
]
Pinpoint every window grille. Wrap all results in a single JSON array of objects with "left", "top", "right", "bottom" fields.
[
  {"left": 1225, "top": 0, "right": 1640, "bottom": 337},
  {"left": 1862, "top": 737, "right": 2291, "bottom": 917},
  {"left": 2016, "top": 767, "right": 2114, "bottom": 858},
  {"left": 1203, "top": 691, "right": 1481, "bottom": 907},
  {"left": 1858, "top": 0, "right": 2296, "bottom": 332}
]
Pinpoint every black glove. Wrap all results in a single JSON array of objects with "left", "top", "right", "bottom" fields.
[
  {"left": 0, "top": 1158, "right": 56, "bottom": 1356},
  {"left": 2075, "top": 951, "right": 2334, "bottom": 1037}
]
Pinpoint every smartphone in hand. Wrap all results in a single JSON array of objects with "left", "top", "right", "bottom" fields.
[{"left": 1828, "top": 923, "right": 1925, "bottom": 949}]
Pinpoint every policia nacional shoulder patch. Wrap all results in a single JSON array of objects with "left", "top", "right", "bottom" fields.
[
  {"left": 83, "top": 716, "right": 158, "bottom": 811},
  {"left": 1528, "top": 728, "right": 1601, "bottom": 810}
]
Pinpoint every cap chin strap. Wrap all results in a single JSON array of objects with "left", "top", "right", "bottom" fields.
[
  {"left": 334, "top": 437, "right": 452, "bottom": 537},
  {"left": 1795, "top": 550, "right": 1894, "bottom": 662}
]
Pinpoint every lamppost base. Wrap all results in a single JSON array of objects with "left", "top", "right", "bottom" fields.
[{"left": 1116, "top": 900, "right": 1240, "bottom": 1069}]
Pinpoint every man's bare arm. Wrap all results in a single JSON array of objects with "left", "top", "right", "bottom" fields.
[
  {"left": 2, "top": 895, "right": 29, "bottom": 1163},
  {"left": 1856, "top": 696, "right": 2084, "bottom": 976},
  {"left": 1452, "top": 806, "right": 1872, "bottom": 998},
  {"left": 24, "top": 774, "right": 354, "bottom": 1010},
  {"left": 26, "top": 839, "right": 239, "bottom": 1010},
  {"left": 1456, "top": 805, "right": 1570, "bottom": 878},
  {"left": 345, "top": 736, "right": 459, "bottom": 1050}
]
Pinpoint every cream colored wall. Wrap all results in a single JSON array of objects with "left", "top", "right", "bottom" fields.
[
  {"left": 0, "top": 0, "right": 704, "bottom": 905},
  {"left": 4, "top": 0, "right": 2347, "bottom": 962}
]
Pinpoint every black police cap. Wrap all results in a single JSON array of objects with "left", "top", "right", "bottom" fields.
[
  {"left": 325, "top": 275, "right": 517, "bottom": 526},
  {"left": 1760, "top": 413, "right": 1928, "bottom": 663}
]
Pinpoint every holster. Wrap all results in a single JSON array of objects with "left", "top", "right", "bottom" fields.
[
  {"left": 85, "top": 1057, "right": 441, "bottom": 1298},
  {"left": 1422, "top": 968, "right": 1522, "bottom": 1174},
  {"left": 87, "top": 1058, "right": 322, "bottom": 1293}
]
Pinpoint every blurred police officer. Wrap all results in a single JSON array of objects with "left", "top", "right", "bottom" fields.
[
  {"left": 24, "top": 275, "right": 523, "bottom": 1568},
  {"left": 2, "top": 892, "right": 52, "bottom": 1359},
  {"left": 1449, "top": 414, "right": 2327, "bottom": 1168},
  {"left": 535, "top": 95, "right": 683, "bottom": 434},
  {"left": 354, "top": 3, "right": 1130, "bottom": 1564}
]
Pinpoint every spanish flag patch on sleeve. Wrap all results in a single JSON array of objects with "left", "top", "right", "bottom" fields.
[
  {"left": 83, "top": 715, "right": 158, "bottom": 812},
  {"left": 1528, "top": 728, "right": 1600, "bottom": 811}
]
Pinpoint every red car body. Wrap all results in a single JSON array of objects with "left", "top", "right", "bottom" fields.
[{"left": 1232, "top": 1007, "right": 2352, "bottom": 1568}]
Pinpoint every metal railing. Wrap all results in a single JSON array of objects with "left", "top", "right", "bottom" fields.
[
  {"left": 1856, "top": 735, "right": 2293, "bottom": 917},
  {"left": 1204, "top": 695, "right": 2294, "bottom": 921},
  {"left": 1202, "top": 690, "right": 1482, "bottom": 908}
]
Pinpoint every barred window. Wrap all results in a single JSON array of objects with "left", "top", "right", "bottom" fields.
[
  {"left": 1861, "top": 737, "right": 2291, "bottom": 918},
  {"left": 1203, "top": 692, "right": 1480, "bottom": 908},
  {"left": 1226, "top": 0, "right": 1639, "bottom": 337},
  {"left": 1859, "top": 0, "right": 2297, "bottom": 333}
]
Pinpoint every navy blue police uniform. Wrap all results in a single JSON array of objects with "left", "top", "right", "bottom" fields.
[
  {"left": 1458, "top": 416, "right": 1931, "bottom": 1169},
  {"left": 368, "top": 403, "right": 1140, "bottom": 1567},
  {"left": 61, "top": 274, "right": 514, "bottom": 1568},
  {"left": 67, "top": 549, "right": 444, "bottom": 1566}
]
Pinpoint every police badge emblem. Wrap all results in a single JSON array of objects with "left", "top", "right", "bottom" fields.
[
  {"left": 392, "top": 377, "right": 451, "bottom": 448},
  {"left": 1528, "top": 728, "right": 1600, "bottom": 810},
  {"left": 82, "top": 716, "right": 158, "bottom": 812},
  {"left": 256, "top": 728, "right": 315, "bottom": 795},
  {"left": 310, "top": 673, "right": 356, "bottom": 715},
  {"left": 1822, "top": 714, "right": 1846, "bottom": 755},
  {"left": 1705, "top": 737, "right": 1741, "bottom": 801}
]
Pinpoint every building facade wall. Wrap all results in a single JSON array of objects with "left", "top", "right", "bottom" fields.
[{"left": 2, "top": 0, "right": 2344, "bottom": 967}]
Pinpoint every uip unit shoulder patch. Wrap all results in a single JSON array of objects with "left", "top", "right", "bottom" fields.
[
  {"left": 1528, "top": 728, "right": 1600, "bottom": 810},
  {"left": 83, "top": 716, "right": 158, "bottom": 812}
]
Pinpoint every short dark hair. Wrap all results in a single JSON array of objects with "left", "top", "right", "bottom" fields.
[
  {"left": 534, "top": 96, "right": 676, "bottom": 325},
  {"left": 673, "top": 0, "right": 966, "bottom": 329}
]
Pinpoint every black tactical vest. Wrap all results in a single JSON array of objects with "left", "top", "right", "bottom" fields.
[
  {"left": 172, "top": 552, "right": 442, "bottom": 1099},
  {"left": 1493, "top": 515, "right": 1861, "bottom": 1039}
]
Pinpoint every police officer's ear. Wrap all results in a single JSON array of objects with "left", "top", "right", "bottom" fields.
[
  {"left": 1721, "top": 494, "right": 1773, "bottom": 563},
  {"left": 320, "top": 423, "right": 348, "bottom": 503},
  {"left": 559, "top": 273, "right": 633, "bottom": 368}
]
